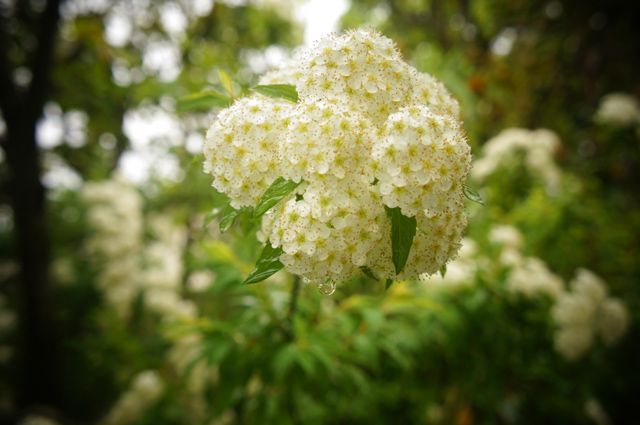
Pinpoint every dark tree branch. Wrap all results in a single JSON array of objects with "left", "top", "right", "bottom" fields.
[
  {"left": 25, "top": 0, "right": 62, "bottom": 127},
  {"left": 0, "top": 2, "right": 19, "bottom": 127},
  {"left": 0, "top": 0, "right": 64, "bottom": 413}
]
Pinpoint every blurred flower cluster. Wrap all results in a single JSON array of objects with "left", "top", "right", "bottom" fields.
[
  {"left": 553, "top": 269, "right": 629, "bottom": 360},
  {"left": 595, "top": 93, "right": 640, "bottom": 127},
  {"left": 101, "top": 371, "right": 164, "bottom": 425},
  {"left": 82, "top": 179, "right": 196, "bottom": 322},
  {"left": 141, "top": 216, "right": 195, "bottom": 320},
  {"left": 81, "top": 179, "right": 144, "bottom": 318},
  {"left": 423, "top": 222, "right": 629, "bottom": 362},
  {"left": 471, "top": 128, "right": 562, "bottom": 194}
]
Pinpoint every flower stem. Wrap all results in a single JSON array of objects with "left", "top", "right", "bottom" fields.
[{"left": 285, "top": 275, "right": 301, "bottom": 340}]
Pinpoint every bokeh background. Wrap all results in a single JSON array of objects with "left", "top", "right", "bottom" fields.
[{"left": 1, "top": 0, "right": 639, "bottom": 424}]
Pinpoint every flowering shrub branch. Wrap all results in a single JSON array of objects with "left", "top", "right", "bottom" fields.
[{"left": 202, "top": 30, "right": 473, "bottom": 290}]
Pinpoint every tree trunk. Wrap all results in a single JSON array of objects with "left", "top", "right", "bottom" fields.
[
  {"left": 0, "top": 0, "right": 63, "bottom": 412},
  {"left": 5, "top": 110, "right": 61, "bottom": 411}
]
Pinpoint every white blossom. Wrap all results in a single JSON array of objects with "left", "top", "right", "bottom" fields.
[
  {"left": 552, "top": 269, "right": 630, "bottom": 360},
  {"left": 472, "top": 128, "right": 562, "bottom": 193},
  {"left": 187, "top": 270, "right": 216, "bottom": 292},
  {"left": 204, "top": 96, "right": 296, "bottom": 209},
  {"left": 506, "top": 257, "right": 563, "bottom": 299},
  {"left": 81, "top": 179, "right": 144, "bottom": 318},
  {"left": 140, "top": 216, "right": 196, "bottom": 320},
  {"left": 101, "top": 370, "right": 164, "bottom": 425},
  {"left": 204, "top": 29, "right": 472, "bottom": 285},
  {"left": 554, "top": 325, "right": 594, "bottom": 361},
  {"left": 83, "top": 180, "right": 195, "bottom": 321},
  {"left": 372, "top": 105, "right": 470, "bottom": 217},
  {"left": 489, "top": 225, "right": 523, "bottom": 250},
  {"left": 168, "top": 335, "right": 215, "bottom": 394},
  {"left": 584, "top": 398, "right": 611, "bottom": 425},
  {"left": 594, "top": 93, "right": 640, "bottom": 126},
  {"left": 487, "top": 225, "right": 563, "bottom": 299},
  {"left": 597, "top": 299, "right": 630, "bottom": 346}
]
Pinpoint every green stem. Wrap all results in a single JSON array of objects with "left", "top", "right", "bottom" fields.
[{"left": 285, "top": 275, "right": 301, "bottom": 340}]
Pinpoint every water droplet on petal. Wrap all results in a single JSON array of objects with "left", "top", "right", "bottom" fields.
[{"left": 318, "top": 279, "right": 336, "bottom": 296}]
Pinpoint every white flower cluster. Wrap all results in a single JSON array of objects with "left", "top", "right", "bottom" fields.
[
  {"left": 81, "top": 179, "right": 144, "bottom": 318},
  {"left": 506, "top": 257, "right": 564, "bottom": 300},
  {"left": 141, "top": 216, "right": 196, "bottom": 320},
  {"left": 187, "top": 269, "right": 216, "bottom": 292},
  {"left": 584, "top": 398, "right": 611, "bottom": 425},
  {"left": 422, "top": 225, "right": 563, "bottom": 299},
  {"left": 488, "top": 224, "right": 523, "bottom": 250},
  {"left": 295, "top": 30, "right": 460, "bottom": 123},
  {"left": 489, "top": 224, "right": 524, "bottom": 267},
  {"left": 471, "top": 128, "right": 562, "bottom": 194},
  {"left": 168, "top": 335, "right": 214, "bottom": 395},
  {"left": 204, "top": 30, "right": 471, "bottom": 284},
  {"left": 594, "top": 93, "right": 640, "bottom": 127},
  {"left": 204, "top": 97, "right": 295, "bottom": 209},
  {"left": 163, "top": 334, "right": 212, "bottom": 423},
  {"left": 101, "top": 370, "right": 164, "bottom": 425},
  {"left": 552, "top": 269, "right": 630, "bottom": 360},
  {"left": 489, "top": 225, "right": 564, "bottom": 299},
  {"left": 83, "top": 180, "right": 196, "bottom": 321}
]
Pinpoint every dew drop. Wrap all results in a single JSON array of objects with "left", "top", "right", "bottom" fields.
[{"left": 318, "top": 279, "right": 336, "bottom": 296}]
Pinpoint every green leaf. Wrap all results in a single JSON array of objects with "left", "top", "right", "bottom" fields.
[
  {"left": 244, "top": 242, "right": 284, "bottom": 284},
  {"left": 176, "top": 90, "right": 231, "bottom": 112},
  {"left": 463, "top": 184, "right": 484, "bottom": 205},
  {"left": 273, "top": 344, "right": 297, "bottom": 381},
  {"left": 385, "top": 206, "right": 417, "bottom": 275},
  {"left": 296, "top": 350, "right": 317, "bottom": 377},
  {"left": 385, "top": 279, "right": 394, "bottom": 290},
  {"left": 439, "top": 264, "right": 447, "bottom": 278},
  {"left": 218, "top": 70, "right": 235, "bottom": 98},
  {"left": 254, "top": 177, "right": 301, "bottom": 218},
  {"left": 252, "top": 84, "right": 299, "bottom": 103},
  {"left": 360, "top": 266, "right": 379, "bottom": 281},
  {"left": 218, "top": 204, "right": 239, "bottom": 233}
]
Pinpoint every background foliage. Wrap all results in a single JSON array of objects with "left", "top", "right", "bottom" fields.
[{"left": 0, "top": 0, "right": 639, "bottom": 424}]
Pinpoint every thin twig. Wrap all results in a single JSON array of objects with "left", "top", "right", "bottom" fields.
[{"left": 285, "top": 275, "right": 301, "bottom": 340}]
